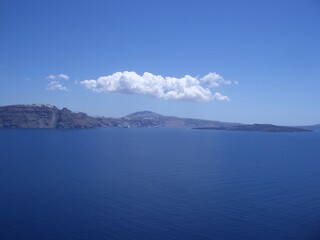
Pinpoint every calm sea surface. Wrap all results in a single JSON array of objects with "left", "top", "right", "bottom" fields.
[{"left": 0, "top": 128, "right": 319, "bottom": 240}]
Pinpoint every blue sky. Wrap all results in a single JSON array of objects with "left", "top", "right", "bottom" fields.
[{"left": 0, "top": 0, "right": 319, "bottom": 125}]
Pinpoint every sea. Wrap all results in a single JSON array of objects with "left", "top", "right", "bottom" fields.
[{"left": 0, "top": 128, "right": 319, "bottom": 240}]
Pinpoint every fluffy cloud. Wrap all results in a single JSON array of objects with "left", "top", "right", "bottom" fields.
[
  {"left": 200, "top": 72, "right": 231, "bottom": 87},
  {"left": 45, "top": 73, "right": 69, "bottom": 91},
  {"left": 46, "top": 80, "right": 68, "bottom": 91},
  {"left": 47, "top": 73, "right": 70, "bottom": 80},
  {"left": 80, "top": 71, "right": 234, "bottom": 102}
]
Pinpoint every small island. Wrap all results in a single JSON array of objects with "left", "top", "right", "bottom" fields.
[{"left": 194, "top": 124, "right": 310, "bottom": 132}]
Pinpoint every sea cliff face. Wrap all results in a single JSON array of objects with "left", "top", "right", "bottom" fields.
[
  {"left": 0, "top": 104, "right": 111, "bottom": 129},
  {"left": 0, "top": 106, "right": 239, "bottom": 129},
  {"left": 0, "top": 104, "right": 316, "bottom": 132}
]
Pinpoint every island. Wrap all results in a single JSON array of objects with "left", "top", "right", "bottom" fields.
[
  {"left": 194, "top": 124, "right": 310, "bottom": 132},
  {"left": 0, "top": 104, "right": 316, "bottom": 132}
]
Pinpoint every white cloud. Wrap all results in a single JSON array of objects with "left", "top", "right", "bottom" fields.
[
  {"left": 47, "top": 74, "right": 56, "bottom": 80},
  {"left": 212, "top": 92, "right": 230, "bottom": 101},
  {"left": 200, "top": 72, "right": 232, "bottom": 87},
  {"left": 46, "top": 80, "right": 68, "bottom": 91},
  {"left": 200, "top": 72, "right": 239, "bottom": 87},
  {"left": 46, "top": 73, "right": 70, "bottom": 80},
  {"left": 80, "top": 71, "right": 234, "bottom": 102},
  {"left": 58, "top": 74, "right": 70, "bottom": 80}
]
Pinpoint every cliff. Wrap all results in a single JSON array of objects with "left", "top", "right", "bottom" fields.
[
  {"left": 0, "top": 106, "right": 240, "bottom": 129},
  {"left": 0, "top": 105, "right": 315, "bottom": 132},
  {"left": 0, "top": 104, "right": 112, "bottom": 129}
]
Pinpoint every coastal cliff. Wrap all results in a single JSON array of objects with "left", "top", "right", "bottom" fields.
[
  {"left": 0, "top": 104, "right": 112, "bottom": 129},
  {"left": 0, "top": 105, "right": 239, "bottom": 129},
  {"left": 0, "top": 104, "right": 315, "bottom": 132}
]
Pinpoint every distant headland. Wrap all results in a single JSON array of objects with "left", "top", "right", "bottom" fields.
[{"left": 0, "top": 104, "right": 317, "bottom": 132}]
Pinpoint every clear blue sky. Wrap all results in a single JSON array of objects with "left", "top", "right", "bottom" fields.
[{"left": 1, "top": 0, "right": 319, "bottom": 125}]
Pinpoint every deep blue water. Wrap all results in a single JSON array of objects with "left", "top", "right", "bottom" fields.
[{"left": 0, "top": 128, "right": 320, "bottom": 240}]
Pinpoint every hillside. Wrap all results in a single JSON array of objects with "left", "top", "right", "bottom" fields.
[
  {"left": 121, "top": 111, "right": 239, "bottom": 128},
  {"left": 0, "top": 104, "right": 316, "bottom": 132}
]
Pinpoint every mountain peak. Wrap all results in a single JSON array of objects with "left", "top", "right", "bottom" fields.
[{"left": 124, "top": 111, "right": 163, "bottom": 119}]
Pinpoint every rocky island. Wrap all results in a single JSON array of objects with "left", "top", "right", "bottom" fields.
[
  {"left": 194, "top": 124, "right": 310, "bottom": 132},
  {"left": 0, "top": 104, "right": 316, "bottom": 132}
]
